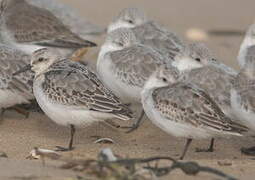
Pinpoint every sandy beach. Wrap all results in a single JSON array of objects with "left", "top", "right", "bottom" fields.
[{"left": 1, "top": 0, "right": 255, "bottom": 179}]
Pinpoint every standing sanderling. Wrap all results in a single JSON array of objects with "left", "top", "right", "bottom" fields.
[
  {"left": 15, "top": 48, "right": 133, "bottom": 151},
  {"left": 141, "top": 66, "right": 248, "bottom": 160},
  {"left": 107, "top": 8, "right": 185, "bottom": 60},
  {"left": 238, "top": 24, "right": 255, "bottom": 68},
  {"left": 0, "top": 0, "right": 97, "bottom": 57},
  {"left": 0, "top": 44, "right": 34, "bottom": 117},
  {"left": 97, "top": 28, "right": 170, "bottom": 132},
  {"left": 231, "top": 45, "right": 255, "bottom": 155}
]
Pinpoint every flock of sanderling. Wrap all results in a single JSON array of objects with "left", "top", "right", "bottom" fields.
[{"left": 1, "top": 0, "right": 255, "bottom": 160}]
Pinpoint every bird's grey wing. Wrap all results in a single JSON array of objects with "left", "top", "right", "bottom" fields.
[
  {"left": 30, "top": 0, "right": 105, "bottom": 36},
  {"left": 43, "top": 60, "right": 132, "bottom": 118},
  {"left": 182, "top": 66, "right": 235, "bottom": 108},
  {"left": 133, "top": 21, "right": 185, "bottom": 58},
  {"left": 233, "top": 73, "right": 255, "bottom": 113},
  {"left": 0, "top": 45, "right": 34, "bottom": 98},
  {"left": 210, "top": 60, "right": 237, "bottom": 76},
  {"left": 107, "top": 45, "right": 168, "bottom": 87},
  {"left": 153, "top": 83, "right": 247, "bottom": 133},
  {"left": 5, "top": 2, "right": 96, "bottom": 48}
]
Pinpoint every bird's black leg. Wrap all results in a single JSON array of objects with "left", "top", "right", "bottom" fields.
[
  {"left": 196, "top": 138, "right": 215, "bottom": 152},
  {"left": 180, "top": 138, "right": 192, "bottom": 160},
  {"left": 12, "top": 106, "right": 30, "bottom": 118},
  {"left": 122, "top": 110, "right": 145, "bottom": 133},
  {"left": 56, "top": 124, "right": 75, "bottom": 151},
  {"left": 0, "top": 108, "right": 5, "bottom": 121}
]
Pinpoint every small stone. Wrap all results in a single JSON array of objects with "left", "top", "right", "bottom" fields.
[
  {"left": 217, "top": 160, "right": 232, "bottom": 166},
  {"left": 0, "top": 152, "right": 8, "bottom": 158},
  {"left": 186, "top": 28, "right": 208, "bottom": 41}
]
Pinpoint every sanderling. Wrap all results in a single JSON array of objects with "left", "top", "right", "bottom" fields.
[
  {"left": 0, "top": 44, "right": 34, "bottom": 116},
  {"left": 16, "top": 48, "right": 133, "bottom": 151},
  {"left": 231, "top": 45, "right": 255, "bottom": 155},
  {"left": 30, "top": 0, "right": 105, "bottom": 37},
  {"left": 107, "top": 8, "right": 185, "bottom": 60},
  {"left": 141, "top": 66, "right": 248, "bottom": 160},
  {"left": 97, "top": 28, "right": 170, "bottom": 132},
  {"left": 238, "top": 24, "right": 255, "bottom": 68},
  {"left": 0, "top": 0, "right": 97, "bottom": 57},
  {"left": 172, "top": 43, "right": 237, "bottom": 119}
]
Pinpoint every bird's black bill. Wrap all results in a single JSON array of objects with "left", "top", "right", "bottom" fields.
[
  {"left": 13, "top": 64, "right": 32, "bottom": 76},
  {"left": 82, "top": 40, "right": 97, "bottom": 48}
]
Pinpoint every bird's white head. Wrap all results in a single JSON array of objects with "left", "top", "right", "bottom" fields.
[
  {"left": 238, "top": 24, "right": 255, "bottom": 67},
  {"left": 172, "top": 43, "right": 215, "bottom": 72},
  {"left": 144, "top": 64, "right": 180, "bottom": 91},
  {"left": 101, "top": 28, "right": 139, "bottom": 55},
  {"left": 31, "top": 48, "right": 61, "bottom": 77},
  {"left": 242, "top": 45, "right": 255, "bottom": 79},
  {"left": 107, "top": 8, "right": 148, "bottom": 33}
]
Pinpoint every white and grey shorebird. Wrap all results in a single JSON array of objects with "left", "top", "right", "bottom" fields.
[
  {"left": 231, "top": 45, "right": 255, "bottom": 155},
  {"left": 15, "top": 48, "right": 133, "bottom": 151},
  {"left": 172, "top": 43, "right": 237, "bottom": 119},
  {"left": 141, "top": 66, "right": 248, "bottom": 160},
  {"left": 97, "top": 28, "right": 170, "bottom": 132},
  {"left": 107, "top": 8, "right": 185, "bottom": 60},
  {"left": 30, "top": 0, "right": 105, "bottom": 37},
  {"left": 0, "top": 44, "right": 34, "bottom": 116},
  {"left": 238, "top": 24, "right": 255, "bottom": 68},
  {"left": 0, "top": 0, "right": 96, "bottom": 56}
]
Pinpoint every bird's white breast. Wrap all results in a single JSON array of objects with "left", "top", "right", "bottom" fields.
[
  {"left": 141, "top": 88, "right": 212, "bottom": 139},
  {"left": 97, "top": 47, "right": 142, "bottom": 103},
  {"left": 0, "top": 89, "right": 31, "bottom": 108},
  {"left": 33, "top": 76, "right": 114, "bottom": 127},
  {"left": 231, "top": 89, "right": 255, "bottom": 131}
]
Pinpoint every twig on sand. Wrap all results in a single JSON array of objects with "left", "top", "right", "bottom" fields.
[
  {"left": 61, "top": 150, "right": 237, "bottom": 180},
  {"left": 145, "top": 160, "right": 237, "bottom": 180},
  {"left": 26, "top": 147, "right": 237, "bottom": 179}
]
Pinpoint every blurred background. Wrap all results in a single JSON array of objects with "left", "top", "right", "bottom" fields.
[{"left": 57, "top": 0, "right": 255, "bottom": 69}]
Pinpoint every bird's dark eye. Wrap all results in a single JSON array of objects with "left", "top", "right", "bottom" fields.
[
  {"left": 116, "top": 42, "right": 124, "bottom": 46},
  {"left": 127, "top": 19, "right": 134, "bottom": 24},
  {"left": 195, "top": 58, "right": 201, "bottom": 62},
  {"left": 162, "top": 78, "right": 167, "bottom": 82},
  {"left": 38, "top": 58, "right": 44, "bottom": 62}
]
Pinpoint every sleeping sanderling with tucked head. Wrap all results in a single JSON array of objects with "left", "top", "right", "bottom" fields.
[
  {"left": 108, "top": 7, "right": 185, "bottom": 60},
  {"left": 97, "top": 28, "right": 171, "bottom": 132},
  {"left": 173, "top": 43, "right": 237, "bottom": 119},
  {"left": 0, "top": 44, "right": 34, "bottom": 118},
  {"left": 231, "top": 45, "right": 255, "bottom": 155},
  {"left": 141, "top": 65, "right": 248, "bottom": 159},
  {"left": 238, "top": 24, "right": 255, "bottom": 68}
]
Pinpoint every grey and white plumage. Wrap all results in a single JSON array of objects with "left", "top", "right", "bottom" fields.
[
  {"left": 142, "top": 66, "right": 248, "bottom": 159},
  {"left": 238, "top": 24, "right": 255, "bottom": 68},
  {"left": 29, "top": 0, "right": 105, "bottom": 38},
  {"left": 97, "top": 28, "right": 169, "bottom": 103},
  {"left": 231, "top": 45, "right": 255, "bottom": 155},
  {"left": 0, "top": 0, "right": 96, "bottom": 55},
  {"left": 0, "top": 44, "right": 34, "bottom": 109},
  {"left": 29, "top": 48, "right": 132, "bottom": 150},
  {"left": 231, "top": 45, "right": 255, "bottom": 130},
  {"left": 172, "top": 43, "right": 237, "bottom": 119},
  {"left": 108, "top": 8, "right": 184, "bottom": 60}
]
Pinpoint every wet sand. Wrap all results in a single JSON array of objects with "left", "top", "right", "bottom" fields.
[{"left": 1, "top": 0, "right": 255, "bottom": 179}]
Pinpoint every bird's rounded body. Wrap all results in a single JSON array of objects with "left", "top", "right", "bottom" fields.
[{"left": 33, "top": 75, "right": 119, "bottom": 127}]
